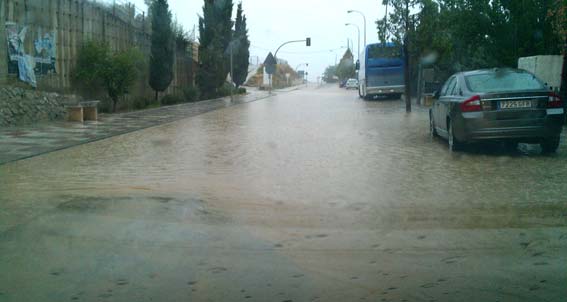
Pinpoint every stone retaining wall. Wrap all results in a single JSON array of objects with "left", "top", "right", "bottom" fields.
[{"left": 0, "top": 87, "right": 67, "bottom": 127}]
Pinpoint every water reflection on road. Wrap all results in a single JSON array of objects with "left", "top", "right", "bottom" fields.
[{"left": 1, "top": 85, "right": 566, "bottom": 302}]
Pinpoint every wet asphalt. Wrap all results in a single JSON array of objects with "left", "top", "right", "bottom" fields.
[{"left": 0, "top": 85, "right": 566, "bottom": 302}]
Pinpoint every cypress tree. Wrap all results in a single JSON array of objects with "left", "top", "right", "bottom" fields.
[
  {"left": 233, "top": 2, "right": 250, "bottom": 88},
  {"left": 197, "top": 0, "right": 234, "bottom": 98},
  {"left": 149, "top": 0, "right": 174, "bottom": 101}
]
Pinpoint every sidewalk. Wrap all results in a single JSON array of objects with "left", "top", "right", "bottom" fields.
[{"left": 0, "top": 86, "right": 300, "bottom": 165}]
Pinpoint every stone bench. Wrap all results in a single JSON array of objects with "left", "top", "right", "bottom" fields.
[{"left": 67, "top": 101, "right": 100, "bottom": 122}]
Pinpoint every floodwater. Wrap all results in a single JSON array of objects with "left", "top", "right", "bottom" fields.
[{"left": 0, "top": 85, "right": 566, "bottom": 302}]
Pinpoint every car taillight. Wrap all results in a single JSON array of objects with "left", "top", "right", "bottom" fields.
[
  {"left": 548, "top": 92, "right": 563, "bottom": 108},
  {"left": 461, "top": 95, "right": 482, "bottom": 112}
]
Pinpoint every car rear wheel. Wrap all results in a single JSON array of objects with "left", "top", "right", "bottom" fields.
[
  {"left": 448, "top": 120, "right": 463, "bottom": 151},
  {"left": 541, "top": 137, "right": 560, "bottom": 154}
]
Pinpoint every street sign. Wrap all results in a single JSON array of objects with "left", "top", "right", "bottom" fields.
[
  {"left": 265, "top": 65, "right": 276, "bottom": 75},
  {"left": 264, "top": 52, "right": 277, "bottom": 75}
]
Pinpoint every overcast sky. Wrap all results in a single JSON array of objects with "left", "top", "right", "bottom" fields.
[{"left": 123, "top": 0, "right": 387, "bottom": 81}]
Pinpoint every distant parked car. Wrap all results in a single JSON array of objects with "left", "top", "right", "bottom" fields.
[
  {"left": 345, "top": 78, "right": 359, "bottom": 90},
  {"left": 430, "top": 68, "right": 564, "bottom": 153}
]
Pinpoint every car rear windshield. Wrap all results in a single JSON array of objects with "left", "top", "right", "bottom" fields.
[{"left": 465, "top": 71, "right": 545, "bottom": 93}]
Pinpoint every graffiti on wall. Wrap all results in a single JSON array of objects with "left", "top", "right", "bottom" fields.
[{"left": 6, "top": 22, "right": 57, "bottom": 87}]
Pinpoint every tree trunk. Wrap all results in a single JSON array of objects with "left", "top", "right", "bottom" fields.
[{"left": 155, "top": 90, "right": 159, "bottom": 103}]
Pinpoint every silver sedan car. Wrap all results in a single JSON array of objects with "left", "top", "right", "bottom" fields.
[
  {"left": 345, "top": 78, "right": 359, "bottom": 90},
  {"left": 430, "top": 68, "right": 564, "bottom": 153}
]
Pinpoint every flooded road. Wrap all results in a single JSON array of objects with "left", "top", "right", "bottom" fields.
[{"left": 1, "top": 85, "right": 566, "bottom": 302}]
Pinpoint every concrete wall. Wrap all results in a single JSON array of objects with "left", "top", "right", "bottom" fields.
[
  {"left": 518, "top": 55, "right": 563, "bottom": 91},
  {"left": 1, "top": 0, "right": 195, "bottom": 98}
]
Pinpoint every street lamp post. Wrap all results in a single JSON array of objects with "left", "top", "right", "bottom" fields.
[
  {"left": 226, "top": 40, "right": 239, "bottom": 101},
  {"left": 274, "top": 38, "right": 311, "bottom": 60},
  {"left": 347, "top": 10, "right": 366, "bottom": 48},
  {"left": 345, "top": 23, "right": 360, "bottom": 62},
  {"left": 272, "top": 38, "right": 311, "bottom": 86}
]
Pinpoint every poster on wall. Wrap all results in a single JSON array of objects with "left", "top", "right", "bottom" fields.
[
  {"left": 33, "top": 30, "right": 57, "bottom": 75},
  {"left": 5, "top": 22, "right": 57, "bottom": 87},
  {"left": 6, "top": 22, "right": 21, "bottom": 75}
]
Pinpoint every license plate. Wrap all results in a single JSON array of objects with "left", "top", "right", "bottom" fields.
[{"left": 499, "top": 100, "right": 534, "bottom": 109}]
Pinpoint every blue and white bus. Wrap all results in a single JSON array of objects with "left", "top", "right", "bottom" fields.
[{"left": 357, "top": 43, "right": 405, "bottom": 100}]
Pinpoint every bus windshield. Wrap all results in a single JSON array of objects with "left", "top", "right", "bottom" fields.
[{"left": 368, "top": 45, "right": 402, "bottom": 59}]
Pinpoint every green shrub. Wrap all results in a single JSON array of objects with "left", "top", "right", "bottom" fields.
[
  {"left": 183, "top": 86, "right": 201, "bottom": 102},
  {"left": 132, "top": 97, "right": 154, "bottom": 110},
  {"left": 217, "top": 82, "right": 234, "bottom": 98},
  {"left": 236, "top": 87, "right": 247, "bottom": 94},
  {"left": 161, "top": 95, "right": 184, "bottom": 106},
  {"left": 98, "top": 98, "right": 113, "bottom": 113}
]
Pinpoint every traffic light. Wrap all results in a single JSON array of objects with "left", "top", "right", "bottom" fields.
[{"left": 306, "top": 38, "right": 311, "bottom": 47}]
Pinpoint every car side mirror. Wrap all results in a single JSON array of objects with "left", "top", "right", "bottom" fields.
[
  {"left": 433, "top": 90, "right": 440, "bottom": 99},
  {"left": 355, "top": 60, "right": 360, "bottom": 71}
]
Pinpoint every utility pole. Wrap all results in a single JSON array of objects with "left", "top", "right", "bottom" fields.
[
  {"left": 345, "top": 23, "right": 360, "bottom": 62},
  {"left": 403, "top": 0, "right": 411, "bottom": 113},
  {"left": 230, "top": 44, "right": 234, "bottom": 101},
  {"left": 383, "top": 0, "right": 389, "bottom": 44}
]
